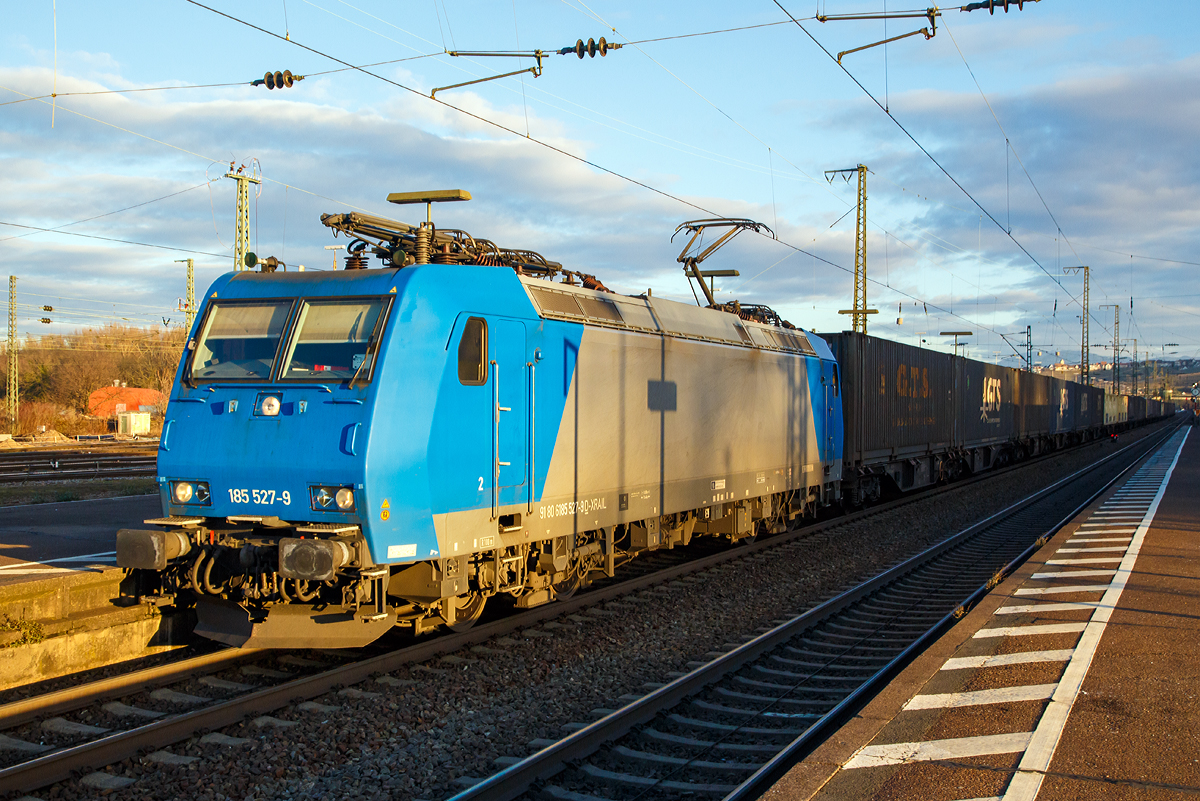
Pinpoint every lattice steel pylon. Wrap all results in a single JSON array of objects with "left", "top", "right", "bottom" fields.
[
  {"left": 175, "top": 258, "right": 196, "bottom": 332},
  {"left": 186, "top": 259, "right": 196, "bottom": 332},
  {"left": 1100, "top": 304, "right": 1119, "bottom": 393},
  {"left": 225, "top": 164, "right": 261, "bottom": 271},
  {"left": 1064, "top": 265, "right": 1090, "bottom": 385},
  {"left": 826, "top": 164, "right": 874, "bottom": 334},
  {"left": 6, "top": 276, "right": 17, "bottom": 433}
]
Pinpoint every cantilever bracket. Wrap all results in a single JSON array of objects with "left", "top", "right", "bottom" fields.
[
  {"left": 433, "top": 51, "right": 545, "bottom": 98},
  {"left": 817, "top": 7, "right": 940, "bottom": 63}
]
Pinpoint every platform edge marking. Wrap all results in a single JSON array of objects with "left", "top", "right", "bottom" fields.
[
  {"left": 903, "top": 683, "right": 1058, "bottom": 711},
  {"left": 1002, "top": 428, "right": 1190, "bottom": 801},
  {"left": 940, "top": 650, "right": 1074, "bottom": 671},
  {"left": 844, "top": 732, "right": 1033, "bottom": 769},
  {"left": 1013, "top": 585, "right": 1110, "bottom": 596}
]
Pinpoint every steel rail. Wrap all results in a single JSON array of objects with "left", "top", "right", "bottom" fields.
[
  {"left": 723, "top": 420, "right": 1181, "bottom": 801},
  {"left": 445, "top": 421, "right": 1180, "bottom": 801},
  {"left": 0, "top": 421, "right": 1171, "bottom": 794},
  {"left": 0, "top": 446, "right": 157, "bottom": 463},
  {"left": 0, "top": 648, "right": 263, "bottom": 731},
  {"left": 0, "top": 455, "right": 157, "bottom": 484},
  {"left": 0, "top": 479, "right": 943, "bottom": 798}
]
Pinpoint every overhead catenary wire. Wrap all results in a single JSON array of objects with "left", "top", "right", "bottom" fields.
[
  {"left": 770, "top": 1, "right": 1088, "bottom": 316},
  {"left": 550, "top": 0, "right": 1062, "bottom": 346},
  {"left": 0, "top": 181, "right": 218, "bottom": 244},
  {"left": 0, "top": 53, "right": 443, "bottom": 108},
  {"left": 298, "top": 0, "right": 1127, "bottom": 353},
  {"left": 0, "top": 83, "right": 373, "bottom": 215},
  {"left": 0, "top": 221, "right": 227, "bottom": 258},
  {"left": 160, "top": 0, "right": 1094, "bottom": 354},
  {"left": 7, "top": 5, "right": 1178, "bottom": 358}
]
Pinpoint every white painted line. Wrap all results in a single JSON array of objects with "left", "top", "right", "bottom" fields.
[
  {"left": 1067, "top": 537, "right": 1131, "bottom": 543},
  {"left": 974, "top": 622, "right": 1087, "bottom": 638},
  {"left": 1045, "top": 557, "right": 1123, "bottom": 565},
  {"left": 1003, "top": 428, "right": 1189, "bottom": 801},
  {"left": 1056, "top": 546, "right": 1130, "bottom": 553},
  {"left": 1030, "top": 570, "right": 1117, "bottom": 580},
  {"left": 904, "top": 684, "right": 1058, "bottom": 711},
  {"left": 844, "top": 732, "right": 1033, "bottom": 769},
  {"left": 0, "top": 567, "right": 78, "bottom": 576},
  {"left": 941, "top": 650, "right": 1074, "bottom": 670},
  {"left": 0, "top": 551, "right": 118, "bottom": 573},
  {"left": 45, "top": 550, "right": 117, "bottom": 563},
  {"left": 996, "top": 602, "right": 1106, "bottom": 615},
  {"left": 1014, "top": 585, "right": 1111, "bottom": 596},
  {"left": 1076, "top": 523, "right": 1136, "bottom": 529}
]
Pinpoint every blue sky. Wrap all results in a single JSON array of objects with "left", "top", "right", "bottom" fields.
[{"left": 3, "top": 1, "right": 1199, "bottom": 367}]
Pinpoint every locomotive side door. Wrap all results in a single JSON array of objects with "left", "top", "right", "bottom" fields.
[
  {"left": 490, "top": 319, "right": 528, "bottom": 517},
  {"left": 823, "top": 359, "right": 837, "bottom": 466}
]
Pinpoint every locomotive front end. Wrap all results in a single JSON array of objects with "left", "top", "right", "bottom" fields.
[{"left": 118, "top": 270, "right": 403, "bottom": 647}]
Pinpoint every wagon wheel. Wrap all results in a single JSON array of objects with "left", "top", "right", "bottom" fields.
[{"left": 445, "top": 591, "right": 487, "bottom": 632}]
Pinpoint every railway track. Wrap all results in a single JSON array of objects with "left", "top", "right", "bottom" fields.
[
  {"left": 0, "top": 423, "right": 1172, "bottom": 796},
  {"left": 447, "top": 421, "right": 1180, "bottom": 801},
  {"left": 0, "top": 445, "right": 157, "bottom": 484}
]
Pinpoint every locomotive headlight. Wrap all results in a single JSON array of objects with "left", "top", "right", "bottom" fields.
[
  {"left": 310, "top": 485, "right": 355, "bottom": 512},
  {"left": 260, "top": 395, "right": 281, "bottom": 416},
  {"left": 170, "top": 480, "right": 211, "bottom": 506}
]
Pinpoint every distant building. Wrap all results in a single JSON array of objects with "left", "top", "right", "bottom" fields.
[{"left": 87, "top": 385, "right": 165, "bottom": 417}]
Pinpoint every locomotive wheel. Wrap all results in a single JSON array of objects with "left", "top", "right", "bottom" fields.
[
  {"left": 552, "top": 570, "right": 581, "bottom": 600},
  {"left": 446, "top": 591, "right": 487, "bottom": 632}
]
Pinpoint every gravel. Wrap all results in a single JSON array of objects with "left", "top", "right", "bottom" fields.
[{"left": 28, "top": 421, "right": 1169, "bottom": 801}]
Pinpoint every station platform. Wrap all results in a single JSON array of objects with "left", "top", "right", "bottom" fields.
[
  {"left": 766, "top": 424, "right": 1198, "bottom": 801},
  {"left": 0, "top": 494, "right": 158, "bottom": 587}
]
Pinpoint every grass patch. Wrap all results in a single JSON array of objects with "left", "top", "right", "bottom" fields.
[
  {"left": 0, "top": 478, "right": 158, "bottom": 507},
  {"left": 0, "top": 615, "right": 46, "bottom": 648}
]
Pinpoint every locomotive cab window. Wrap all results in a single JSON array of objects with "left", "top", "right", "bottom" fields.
[
  {"left": 280, "top": 298, "right": 390, "bottom": 382},
  {"left": 832, "top": 364, "right": 840, "bottom": 396},
  {"left": 458, "top": 317, "right": 488, "bottom": 385},
  {"left": 190, "top": 300, "right": 293, "bottom": 381}
]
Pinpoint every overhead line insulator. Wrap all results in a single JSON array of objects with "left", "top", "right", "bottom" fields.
[
  {"left": 251, "top": 70, "right": 306, "bottom": 89},
  {"left": 558, "top": 37, "right": 621, "bottom": 58},
  {"left": 960, "top": 0, "right": 1030, "bottom": 13}
]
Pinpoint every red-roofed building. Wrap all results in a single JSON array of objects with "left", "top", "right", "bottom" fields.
[{"left": 87, "top": 386, "right": 166, "bottom": 417}]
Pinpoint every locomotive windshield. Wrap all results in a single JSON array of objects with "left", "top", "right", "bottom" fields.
[
  {"left": 190, "top": 300, "right": 292, "bottom": 381},
  {"left": 279, "top": 298, "right": 389, "bottom": 381}
]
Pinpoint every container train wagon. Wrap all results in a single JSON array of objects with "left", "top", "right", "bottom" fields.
[
  {"left": 821, "top": 333, "right": 1170, "bottom": 504},
  {"left": 115, "top": 203, "right": 1172, "bottom": 648}
]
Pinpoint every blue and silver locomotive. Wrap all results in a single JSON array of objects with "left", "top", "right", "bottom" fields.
[{"left": 117, "top": 195, "right": 844, "bottom": 647}]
